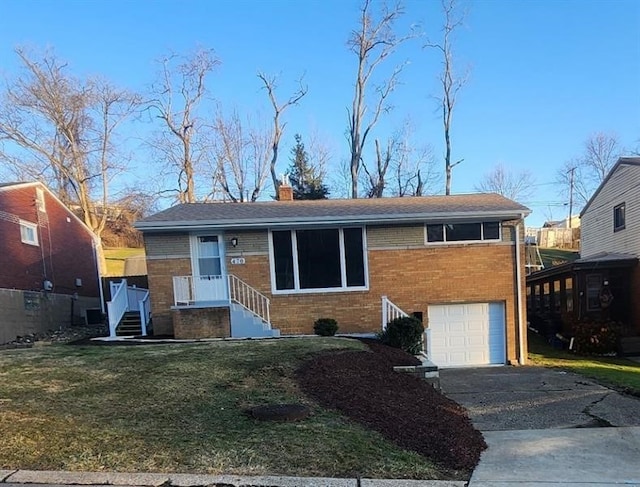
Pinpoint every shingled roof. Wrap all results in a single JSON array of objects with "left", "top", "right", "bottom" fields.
[{"left": 136, "top": 193, "right": 530, "bottom": 231}]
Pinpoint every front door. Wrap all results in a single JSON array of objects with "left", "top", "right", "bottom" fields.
[{"left": 193, "top": 235, "right": 228, "bottom": 302}]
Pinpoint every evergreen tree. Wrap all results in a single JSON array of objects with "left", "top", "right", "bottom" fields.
[{"left": 287, "top": 134, "right": 329, "bottom": 200}]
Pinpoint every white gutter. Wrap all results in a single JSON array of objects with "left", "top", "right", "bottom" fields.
[{"left": 515, "top": 215, "right": 526, "bottom": 365}]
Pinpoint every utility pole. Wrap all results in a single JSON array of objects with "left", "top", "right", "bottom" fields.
[
  {"left": 567, "top": 166, "right": 575, "bottom": 229},
  {"left": 567, "top": 166, "right": 575, "bottom": 249}
]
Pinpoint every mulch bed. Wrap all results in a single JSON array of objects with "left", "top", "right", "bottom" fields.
[{"left": 296, "top": 339, "right": 486, "bottom": 474}]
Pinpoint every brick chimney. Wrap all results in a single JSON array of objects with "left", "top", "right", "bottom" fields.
[{"left": 278, "top": 175, "right": 293, "bottom": 201}]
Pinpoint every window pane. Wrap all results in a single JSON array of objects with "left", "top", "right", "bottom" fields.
[
  {"left": 344, "top": 227, "right": 365, "bottom": 287},
  {"left": 297, "top": 229, "right": 341, "bottom": 289},
  {"left": 446, "top": 223, "right": 481, "bottom": 241},
  {"left": 198, "top": 257, "right": 221, "bottom": 276},
  {"left": 426, "top": 224, "right": 444, "bottom": 242},
  {"left": 483, "top": 222, "right": 500, "bottom": 240},
  {"left": 273, "top": 231, "right": 294, "bottom": 290},
  {"left": 586, "top": 274, "right": 601, "bottom": 311},
  {"left": 614, "top": 204, "right": 625, "bottom": 231}
]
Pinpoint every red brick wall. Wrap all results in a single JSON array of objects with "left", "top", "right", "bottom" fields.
[
  {"left": 0, "top": 184, "right": 99, "bottom": 297},
  {"left": 146, "top": 258, "right": 192, "bottom": 335}
]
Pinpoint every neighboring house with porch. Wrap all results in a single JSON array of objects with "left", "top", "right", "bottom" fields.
[
  {"left": 0, "top": 182, "right": 102, "bottom": 344},
  {"left": 136, "top": 187, "right": 530, "bottom": 367},
  {"left": 526, "top": 158, "right": 640, "bottom": 353}
]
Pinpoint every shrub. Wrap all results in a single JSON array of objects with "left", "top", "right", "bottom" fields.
[
  {"left": 378, "top": 316, "right": 424, "bottom": 355},
  {"left": 571, "top": 319, "right": 621, "bottom": 355},
  {"left": 313, "top": 318, "right": 338, "bottom": 336}
]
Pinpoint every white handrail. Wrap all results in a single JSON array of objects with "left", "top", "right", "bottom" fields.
[
  {"left": 138, "top": 290, "right": 151, "bottom": 336},
  {"left": 228, "top": 274, "right": 271, "bottom": 327},
  {"left": 107, "top": 279, "right": 128, "bottom": 338},
  {"left": 381, "top": 295, "right": 409, "bottom": 330}
]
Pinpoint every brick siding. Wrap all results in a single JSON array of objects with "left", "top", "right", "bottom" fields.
[{"left": 0, "top": 184, "right": 99, "bottom": 297}]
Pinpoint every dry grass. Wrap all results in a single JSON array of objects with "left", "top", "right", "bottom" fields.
[{"left": 0, "top": 338, "right": 446, "bottom": 479}]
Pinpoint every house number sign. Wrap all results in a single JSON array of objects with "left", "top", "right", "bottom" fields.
[{"left": 230, "top": 257, "right": 246, "bottom": 265}]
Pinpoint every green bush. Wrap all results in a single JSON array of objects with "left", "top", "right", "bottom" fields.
[
  {"left": 571, "top": 319, "right": 621, "bottom": 355},
  {"left": 313, "top": 318, "right": 339, "bottom": 336},
  {"left": 378, "top": 316, "right": 424, "bottom": 355}
]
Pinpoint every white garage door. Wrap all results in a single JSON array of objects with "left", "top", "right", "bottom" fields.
[{"left": 427, "top": 302, "right": 506, "bottom": 367}]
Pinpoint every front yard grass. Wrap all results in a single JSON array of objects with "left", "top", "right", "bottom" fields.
[
  {"left": 0, "top": 338, "right": 448, "bottom": 479},
  {"left": 528, "top": 331, "right": 640, "bottom": 395}
]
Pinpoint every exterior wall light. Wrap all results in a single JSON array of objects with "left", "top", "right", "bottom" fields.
[{"left": 230, "top": 237, "right": 238, "bottom": 247}]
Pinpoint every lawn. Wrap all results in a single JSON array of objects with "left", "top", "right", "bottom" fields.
[
  {"left": 0, "top": 338, "right": 449, "bottom": 479},
  {"left": 528, "top": 331, "right": 640, "bottom": 395},
  {"left": 104, "top": 247, "right": 145, "bottom": 276}
]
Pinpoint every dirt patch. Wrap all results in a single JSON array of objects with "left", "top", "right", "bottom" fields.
[{"left": 296, "top": 339, "right": 486, "bottom": 475}]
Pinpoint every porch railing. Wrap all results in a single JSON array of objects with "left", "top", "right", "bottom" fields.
[
  {"left": 173, "top": 274, "right": 271, "bottom": 327},
  {"left": 107, "top": 279, "right": 150, "bottom": 337},
  {"left": 173, "top": 275, "right": 228, "bottom": 305},
  {"left": 381, "top": 295, "right": 408, "bottom": 330},
  {"left": 107, "top": 279, "right": 128, "bottom": 338},
  {"left": 138, "top": 290, "right": 151, "bottom": 336},
  {"left": 228, "top": 274, "right": 271, "bottom": 326}
]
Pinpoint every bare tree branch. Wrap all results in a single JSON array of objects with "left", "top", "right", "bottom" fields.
[
  {"left": 147, "top": 48, "right": 219, "bottom": 203},
  {"left": 346, "top": 0, "right": 416, "bottom": 198},
  {"left": 257, "top": 72, "right": 307, "bottom": 198},
  {"left": 424, "top": 0, "right": 469, "bottom": 195},
  {"left": 475, "top": 164, "right": 536, "bottom": 202}
]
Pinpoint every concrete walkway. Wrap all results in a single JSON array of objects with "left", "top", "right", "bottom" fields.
[{"left": 469, "top": 427, "right": 640, "bottom": 486}]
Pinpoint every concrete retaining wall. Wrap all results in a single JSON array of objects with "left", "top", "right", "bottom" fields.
[{"left": 0, "top": 288, "right": 101, "bottom": 344}]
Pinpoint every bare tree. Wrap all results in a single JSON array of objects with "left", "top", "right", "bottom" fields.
[
  {"left": 425, "top": 0, "right": 468, "bottom": 195},
  {"left": 556, "top": 132, "right": 622, "bottom": 209},
  {"left": 362, "top": 122, "right": 439, "bottom": 198},
  {"left": 257, "top": 73, "right": 307, "bottom": 198},
  {"left": 148, "top": 48, "right": 219, "bottom": 204},
  {"left": 212, "top": 111, "right": 271, "bottom": 202},
  {"left": 0, "top": 47, "right": 139, "bottom": 243},
  {"left": 392, "top": 144, "right": 439, "bottom": 197},
  {"left": 475, "top": 164, "right": 536, "bottom": 202},
  {"left": 347, "top": 0, "right": 414, "bottom": 198}
]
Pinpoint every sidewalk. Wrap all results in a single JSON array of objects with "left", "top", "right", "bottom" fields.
[
  {"left": 0, "top": 470, "right": 464, "bottom": 487},
  {"left": 469, "top": 426, "right": 640, "bottom": 486}
]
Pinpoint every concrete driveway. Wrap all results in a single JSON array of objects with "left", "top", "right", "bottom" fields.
[{"left": 440, "top": 366, "right": 640, "bottom": 486}]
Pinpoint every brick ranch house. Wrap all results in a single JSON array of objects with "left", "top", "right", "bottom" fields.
[
  {"left": 0, "top": 182, "right": 102, "bottom": 343},
  {"left": 136, "top": 188, "right": 530, "bottom": 367}
]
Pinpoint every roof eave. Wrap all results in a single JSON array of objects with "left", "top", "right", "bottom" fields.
[{"left": 135, "top": 209, "right": 530, "bottom": 232}]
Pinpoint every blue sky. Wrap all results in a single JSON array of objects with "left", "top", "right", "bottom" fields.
[{"left": 1, "top": 0, "right": 639, "bottom": 226}]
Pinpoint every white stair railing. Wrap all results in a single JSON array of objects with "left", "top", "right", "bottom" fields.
[
  {"left": 228, "top": 274, "right": 271, "bottom": 327},
  {"left": 107, "top": 279, "right": 128, "bottom": 338},
  {"left": 381, "top": 295, "right": 409, "bottom": 330},
  {"left": 138, "top": 291, "right": 151, "bottom": 336}
]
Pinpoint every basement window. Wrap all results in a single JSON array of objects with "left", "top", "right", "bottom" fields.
[
  {"left": 20, "top": 220, "right": 39, "bottom": 246},
  {"left": 270, "top": 227, "right": 367, "bottom": 293},
  {"left": 614, "top": 203, "right": 625, "bottom": 232}
]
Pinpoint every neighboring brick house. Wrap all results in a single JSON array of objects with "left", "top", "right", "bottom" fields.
[
  {"left": 0, "top": 182, "right": 101, "bottom": 296},
  {"left": 526, "top": 158, "right": 640, "bottom": 349},
  {"left": 137, "top": 188, "right": 530, "bottom": 367}
]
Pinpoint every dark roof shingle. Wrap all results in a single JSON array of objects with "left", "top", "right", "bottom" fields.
[{"left": 136, "top": 193, "right": 530, "bottom": 231}]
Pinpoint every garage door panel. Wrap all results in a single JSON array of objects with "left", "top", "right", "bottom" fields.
[{"left": 428, "top": 302, "right": 506, "bottom": 367}]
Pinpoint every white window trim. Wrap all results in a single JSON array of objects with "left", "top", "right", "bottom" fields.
[
  {"left": 268, "top": 227, "right": 369, "bottom": 295},
  {"left": 20, "top": 220, "right": 39, "bottom": 246},
  {"left": 424, "top": 222, "right": 502, "bottom": 245}
]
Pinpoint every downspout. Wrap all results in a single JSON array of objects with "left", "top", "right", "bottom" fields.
[
  {"left": 515, "top": 216, "right": 526, "bottom": 365},
  {"left": 93, "top": 237, "right": 106, "bottom": 314}
]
